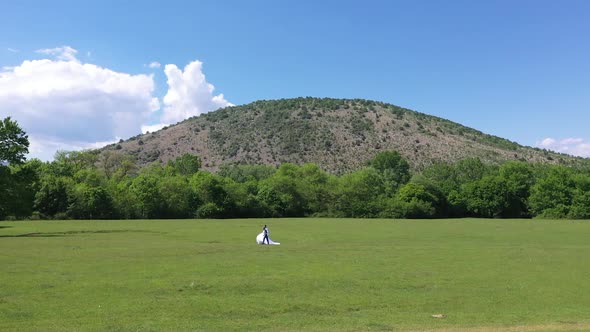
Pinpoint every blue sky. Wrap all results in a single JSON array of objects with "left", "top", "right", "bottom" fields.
[{"left": 1, "top": 0, "right": 589, "bottom": 160}]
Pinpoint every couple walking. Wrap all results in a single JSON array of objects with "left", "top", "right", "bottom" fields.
[{"left": 257, "top": 224, "right": 280, "bottom": 245}]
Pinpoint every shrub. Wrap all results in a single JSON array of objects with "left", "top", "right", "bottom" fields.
[{"left": 196, "top": 203, "right": 223, "bottom": 219}]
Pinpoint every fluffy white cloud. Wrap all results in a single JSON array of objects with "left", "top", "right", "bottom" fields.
[
  {"left": 537, "top": 137, "right": 590, "bottom": 157},
  {"left": 141, "top": 123, "right": 167, "bottom": 134},
  {"left": 36, "top": 46, "right": 78, "bottom": 62},
  {"left": 29, "top": 135, "right": 119, "bottom": 159},
  {"left": 159, "top": 60, "right": 232, "bottom": 125},
  {"left": 147, "top": 61, "right": 161, "bottom": 68},
  {"left": 1, "top": 46, "right": 231, "bottom": 161},
  {"left": 0, "top": 46, "right": 159, "bottom": 161}
]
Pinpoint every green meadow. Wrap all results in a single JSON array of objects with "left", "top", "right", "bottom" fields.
[{"left": 1, "top": 218, "right": 590, "bottom": 332}]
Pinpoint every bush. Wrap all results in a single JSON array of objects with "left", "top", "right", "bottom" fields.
[
  {"left": 28, "top": 211, "right": 43, "bottom": 220},
  {"left": 568, "top": 205, "right": 590, "bottom": 219},
  {"left": 196, "top": 203, "right": 223, "bottom": 219},
  {"left": 535, "top": 205, "right": 569, "bottom": 219},
  {"left": 379, "top": 198, "right": 435, "bottom": 219},
  {"left": 53, "top": 212, "right": 70, "bottom": 220}
]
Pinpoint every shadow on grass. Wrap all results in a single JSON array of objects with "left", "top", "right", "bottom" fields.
[
  {"left": 0, "top": 233, "right": 64, "bottom": 238},
  {"left": 0, "top": 229, "right": 159, "bottom": 238},
  {"left": 0, "top": 226, "right": 12, "bottom": 229}
]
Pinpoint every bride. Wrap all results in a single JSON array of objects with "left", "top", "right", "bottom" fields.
[{"left": 256, "top": 225, "right": 280, "bottom": 245}]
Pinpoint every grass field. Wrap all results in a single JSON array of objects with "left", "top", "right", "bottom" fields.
[{"left": 1, "top": 218, "right": 590, "bottom": 332}]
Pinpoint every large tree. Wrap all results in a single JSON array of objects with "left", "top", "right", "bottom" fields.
[
  {"left": 462, "top": 175, "right": 511, "bottom": 218},
  {"left": 0, "top": 117, "right": 30, "bottom": 219},
  {"left": 498, "top": 161, "right": 535, "bottom": 217},
  {"left": 167, "top": 153, "right": 202, "bottom": 176},
  {"left": 0, "top": 117, "right": 29, "bottom": 165},
  {"left": 369, "top": 151, "right": 410, "bottom": 195},
  {"left": 528, "top": 167, "right": 575, "bottom": 218},
  {"left": 335, "top": 167, "right": 384, "bottom": 217}
]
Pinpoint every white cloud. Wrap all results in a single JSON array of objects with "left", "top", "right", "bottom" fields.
[
  {"left": 560, "top": 138, "right": 584, "bottom": 145},
  {"left": 141, "top": 123, "right": 167, "bottom": 134},
  {"left": 537, "top": 137, "right": 590, "bottom": 157},
  {"left": 159, "top": 60, "right": 232, "bottom": 125},
  {"left": 1, "top": 46, "right": 231, "bottom": 161},
  {"left": 147, "top": 61, "right": 161, "bottom": 68},
  {"left": 0, "top": 46, "right": 159, "bottom": 161},
  {"left": 29, "top": 135, "right": 119, "bottom": 161},
  {"left": 36, "top": 46, "right": 78, "bottom": 62},
  {"left": 539, "top": 138, "right": 556, "bottom": 147},
  {"left": 7, "top": 48, "right": 19, "bottom": 53}
]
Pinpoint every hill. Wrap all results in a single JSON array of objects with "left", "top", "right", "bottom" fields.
[{"left": 101, "top": 97, "right": 580, "bottom": 173}]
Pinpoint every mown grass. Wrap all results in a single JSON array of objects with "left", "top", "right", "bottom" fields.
[{"left": 1, "top": 218, "right": 589, "bottom": 331}]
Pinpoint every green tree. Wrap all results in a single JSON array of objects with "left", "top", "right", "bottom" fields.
[
  {"left": 420, "top": 162, "right": 459, "bottom": 196},
  {"left": 108, "top": 179, "right": 140, "bottom": 219},
  {"left": 0, "top": 117, "right": 30, "bottom": 219},
  {"left": 0, "top": 117, "right": 29, "bottom": 164},
  {"left": 380, "top": 182, "right": 440, "bottom": 219},
  {"left": 98, "top": 150, "right": 137, "bottom": 179},
  {"left": 130, "top": 173, "right": 164, "bottom": 218},
  {"left": 498, "top": 161, "right": 535, "bottom": 217},
  {"left": 568, "top": 190, "right": 590, "bottom": 219},
  {"left": 73, "top": 168, "right": 105, "bottom": 188},
  {"left": 291, "top": 163, "right": 335, "bottom": 215},
  {"left": 190, "top": 172, "right": 235, "bottom": 218},
  {"left": 462, "top": 175, "right": 510, "bottom": 218},
  {"left": 380, "top": 198, "right": 436, "bottom": 219},
  {"left": 455, "top": 158, "right": 489, "bottom": 185},
  {"left": 529, "top": 167, "right": 575, "bottom": 218},
  {"left": 256, "top": 170, "right": 305, "bottom": 217},
  {"left": 159, "top": 176, "right": 195, "bottom": 218},
  {"left": 167, "top": 153, "right": 201, "bottom": 176},
  {"left": 369, "top": 151, "right": 410, "bottom": 195},
  {"left": 565, "top": 174, "right": 590, "bottom": 219},
  {"left": 67, "top": 183, "right": 114, "bottom": 219},
  {"left": 3, "top": 160, "right": 43, "bottom": 219},
  {"left": 34, "top": 175, "right": 73, "bottom": 218},
  {"left": 0, "top": 166, "right": 10, "bottom": 218},
  {"left": 51, "top": 150, "right": 98, "bottom": 177},
  {"left": 335, "top": 168, "right": 383, "bottom": 217},
  {"left": 224, "top": 179, "right": 265, "bottom": 217},
  {"left": 218, "top": 163, "right": 276, "bottom": 182},
  {"left": 447, "top": 189, "right": 467, "bottom": 217}
]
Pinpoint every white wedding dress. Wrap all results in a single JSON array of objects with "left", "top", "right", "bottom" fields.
[{"left": 256, "top": 232, "right": 280, "bottom": 245}]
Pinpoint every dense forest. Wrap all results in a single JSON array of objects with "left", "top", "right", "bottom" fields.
[
  {"left": 2, "top": 116, "right": 590, "bottom": 220},
  {"left": 3, "top": 149, "right": 590, "bottom": 220}
]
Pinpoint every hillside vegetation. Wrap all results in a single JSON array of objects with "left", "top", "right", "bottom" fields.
[
  {"left": 102, "top": 97, "right": 579, "bottom": 173},
  {"left": 2, "top": 103, "right": 589, "bottom": 221}
]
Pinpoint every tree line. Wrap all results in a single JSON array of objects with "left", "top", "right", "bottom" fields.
[{"left": 2, "top": 117, "right": 590, "bottom": 220}]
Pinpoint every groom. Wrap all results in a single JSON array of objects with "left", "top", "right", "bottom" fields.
[{"left": 262, "top": 225, "right": 269, "bottom": 244}]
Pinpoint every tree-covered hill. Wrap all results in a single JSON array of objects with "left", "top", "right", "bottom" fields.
[
  {"left": 101, "top": 97, "right": 579, "bottom": 173},
  {"left": 3, "top": 113, "right": 590, "bottom": 220}
]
